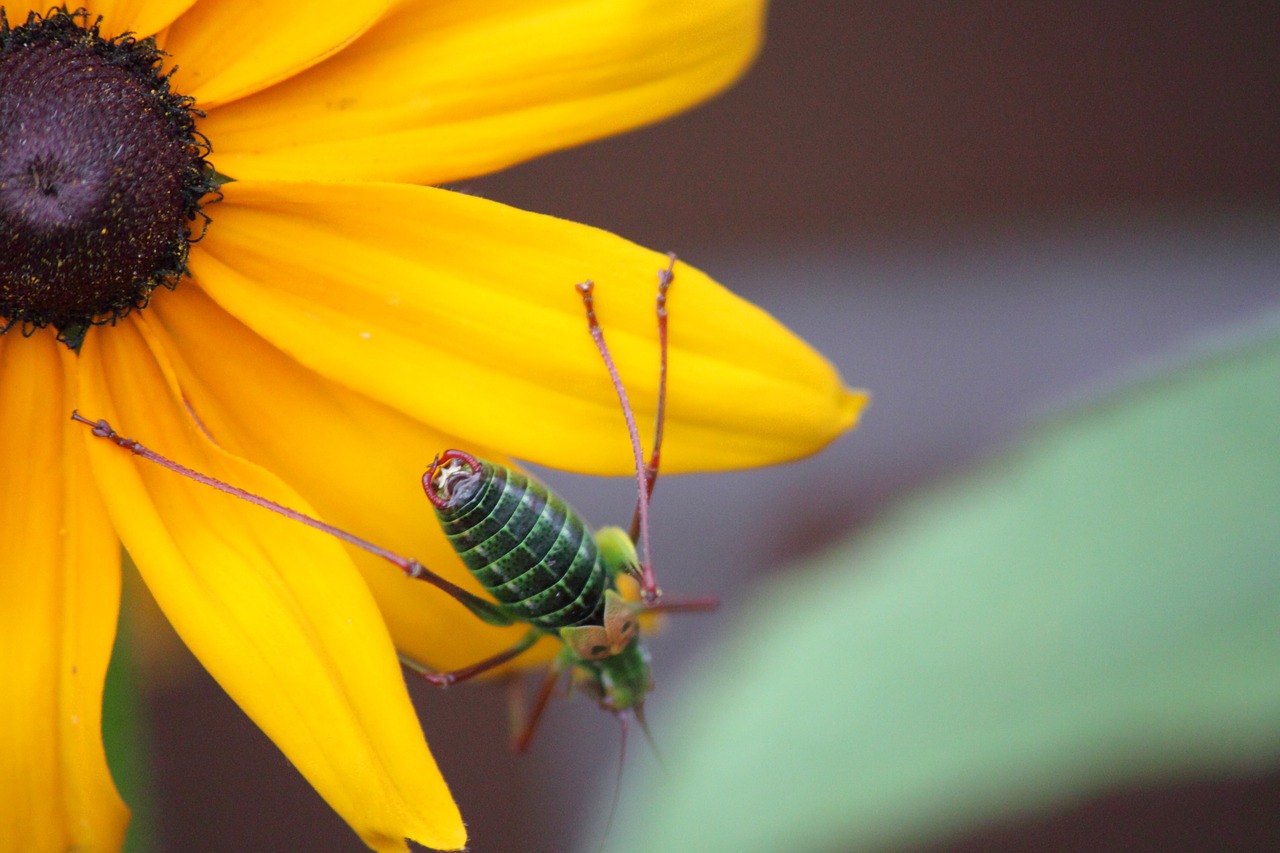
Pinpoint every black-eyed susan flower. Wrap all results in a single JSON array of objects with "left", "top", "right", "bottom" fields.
[{"left": 0, "top": 1, "right": 865, "bottom": 850}]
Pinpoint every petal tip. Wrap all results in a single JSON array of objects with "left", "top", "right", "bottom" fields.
[
  {"left": 382, "top": 818, "right": 466, "bottom": 853},
  {"left": 840, "top": 387, "right": 872, "bottom": 432}
]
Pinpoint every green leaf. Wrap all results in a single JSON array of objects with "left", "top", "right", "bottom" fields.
[
  {"left": 609, "top": 326, "right": 1280, "bottom": 852},
  {"left": 104, "top": 557, "right": 160, "bottom": 853}
]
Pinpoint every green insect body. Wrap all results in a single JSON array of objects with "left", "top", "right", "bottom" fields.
[
  {"left": 434, "top": 457, "right": 607, "bottom": 629},
  {"left": 426, "top": 450, "right": 653, "bottom": 713}
]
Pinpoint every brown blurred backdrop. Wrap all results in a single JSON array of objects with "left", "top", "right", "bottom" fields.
[{"left": 129, "top": 3, "right": 1280, "bottom": 851}]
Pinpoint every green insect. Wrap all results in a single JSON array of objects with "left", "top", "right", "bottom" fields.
[{"left": 73, "top": 254, "right": 711, "bottom": 756}]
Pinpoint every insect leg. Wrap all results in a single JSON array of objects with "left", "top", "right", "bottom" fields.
[
  {"left": 71, "top": 411, "right": 515, "bottom": 627},
  {"left": 640, "top": 595, "right": 719, "bottom": 614},
  {"left": 399, "top": 626, "right": 542, "bottom": 688},
  {"left": 576, "top": 275, "right": 660, "bottom": 603},
  {"left": 629, "top": 252, "right": 676, "bottom": 544},
  {"left": 513, "top": 656, "right": 568, "bottom": 752}
]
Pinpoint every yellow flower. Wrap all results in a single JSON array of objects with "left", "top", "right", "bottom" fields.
[{"left": 0, "top": 1, "right": 864, "bottom": 851}]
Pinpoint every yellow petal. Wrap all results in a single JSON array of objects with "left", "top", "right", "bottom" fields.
[
  {"left": 76, "top": 319, "right": 466, "bottom": 851},
  {"left": 94, "top": 0, "right": 195, "bottom": 36},
  {"left": 202, "top": 0, "right": 765, "bottom": 183},
  {"left": 147, "top": 282, "right": 558, "bottom": 671},
  {"left": 0, "top": 1, "right": 193, "bottom": 37},
  {"left": 193, "top": 181, "right": 865, "bottom": 475},
  {"left": 0, "top": 331, "right": 127, "bottom": 852},
  {"left": 163, "top": 0, "right": 391, "bottom": 108}
]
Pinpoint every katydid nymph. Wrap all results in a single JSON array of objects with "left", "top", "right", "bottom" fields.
[{"left": 72, "top": 255, "right": 714, "bottom": 766}]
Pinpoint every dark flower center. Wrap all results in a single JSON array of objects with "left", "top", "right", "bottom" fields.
[{"left": 0, "top": 8, "right": 214, "bottom": 351}]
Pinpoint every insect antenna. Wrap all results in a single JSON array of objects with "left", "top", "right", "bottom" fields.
[
  {"left": 594, "top": 704, "right": 664, "bottom": 851},
  {"left": 596, "top": 709, "right": 632, "bottom": 853}
]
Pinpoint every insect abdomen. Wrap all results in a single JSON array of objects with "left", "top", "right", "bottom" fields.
[{"left": 434, "top": 462, "right": 606, "bottom": 630}]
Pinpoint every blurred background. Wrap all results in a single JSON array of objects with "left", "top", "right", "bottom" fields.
[{"left": 124, "top": 2, "right": 1280, "bottom": 850}]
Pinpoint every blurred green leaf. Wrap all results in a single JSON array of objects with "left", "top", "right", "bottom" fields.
[
  {"left": 104, "top": 556, "right": 159, "bottom": 853},
  {"left": 609, "top": 326, "right": 1280, "bottom": 852}
]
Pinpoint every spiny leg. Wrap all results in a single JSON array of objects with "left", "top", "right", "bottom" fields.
[
  {"left": 70, "top": 411, "right": 514, "bottom": 627},
  {"left": 629, "top": 253, "right": 676, "bottom": 544},
  {"left": 577, "top": 258, "right": 678, "bottom": 603},
  {"left": 505, "top": 675, "right": 528, "bottom": 744},
  {"left": 513, "top": 658, "right": 568, "bottom": 752},
  {"left": 400, "top": 627, "right": 541, "bottom": 688}
]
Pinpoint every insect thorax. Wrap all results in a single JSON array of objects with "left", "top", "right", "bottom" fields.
[{"left": 571, "top": 634, "right": 654, "bottom": 712}]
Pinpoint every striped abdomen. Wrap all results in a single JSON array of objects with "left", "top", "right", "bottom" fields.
[{"left": 433, "top": 460, "right": 606, "bottom": 630}]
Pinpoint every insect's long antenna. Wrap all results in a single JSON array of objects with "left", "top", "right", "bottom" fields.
[
  {"left": 629, "top": 253, "right": 675, "bottom": 544},
  {"left": 598, "top": 709, "right": 632, "bottom": 852},
  {"left": 70, "top": 411, "right": 511, "bottom": 625},
  {"left": 577, "top": 276, "right": 660, "bottom": 603}
]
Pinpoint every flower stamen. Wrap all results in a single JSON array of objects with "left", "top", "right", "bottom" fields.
[{"left": 0, "top": 8, "right": 216, "bottom": 350}]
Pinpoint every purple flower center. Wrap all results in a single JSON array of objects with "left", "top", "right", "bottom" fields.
[{"left": 0, "top": 9, "right": 213, "bottom": 350}]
